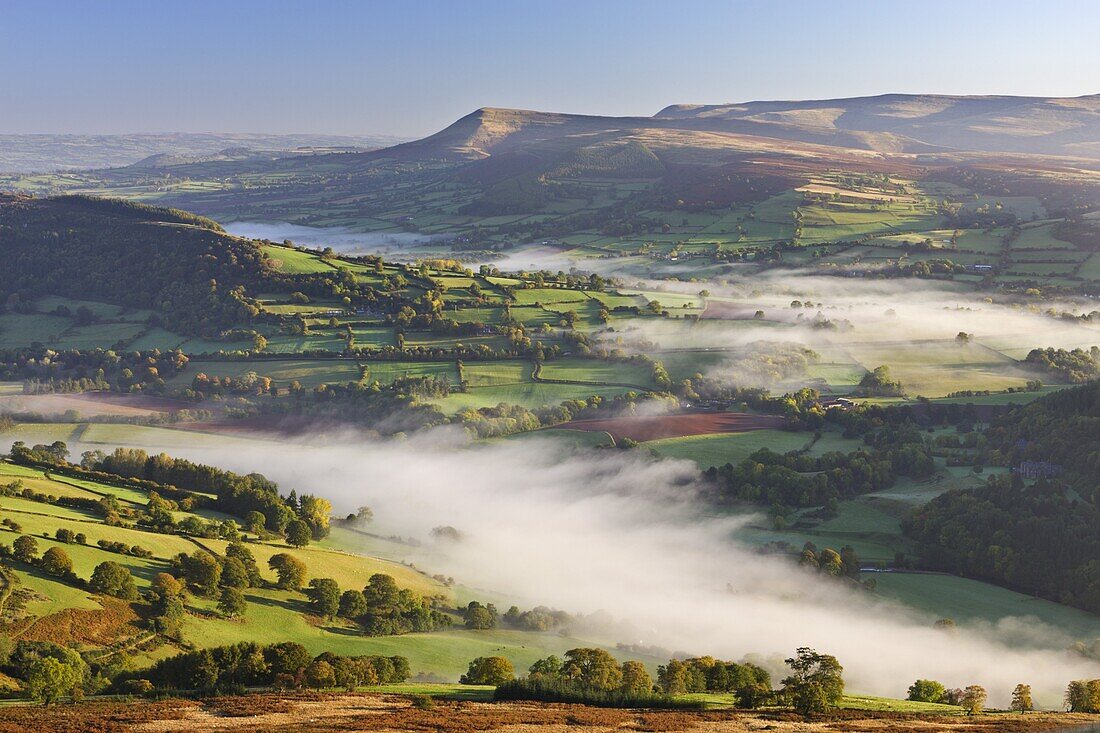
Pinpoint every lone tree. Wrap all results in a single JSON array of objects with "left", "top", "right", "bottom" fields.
[
  {"left": 620, "top": 660, "right": 654, "bottom": 695},
  {"left": 217, "top": 586, "right": 247, "bottom": 618},
  {"left": 306, "top": 578, "right": 341, "bottom": 619},
  {"left": 460, "top": 656, "right": 515, "bottom": 685},
  {"left": 89, "top": 561, "right": 138, "bottom": 600},
  {"left": 285, "top": 519, "right": 312, "bottom": 547},
  {"left": 1010, "top": 683, "right": 1033, "bottom": 713},
  {"left": 907, "top": 679, "right": 946, "bottom": 703},
  {"left": 268, "top": 553, "right": 307, "bottom": 590},
  {"left": 463, "top": 601, "right": 498, "bottom": 630},
  {"left": 781, "top": 647, "right": 844, "bottom": 716},
  {"left": 961, "top": 685, "right": 987, "bottom": 715},
  {"left": 561, "top": 648, "right": 623, "bottom": 692},
  {"left": 12, "top": 535, "right": 38, "bottom": 563},
  {"left": 40, "top": 547, "right": 72, "bottom": 578},
  {"left": 338, "top": 589, "right": 368, "bottom": 619},
  {"left": 23, "top": 647, "right": 87, "bottom": 705}
]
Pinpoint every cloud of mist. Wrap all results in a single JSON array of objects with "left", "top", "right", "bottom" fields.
[
  {"left": 224, "top": 221, "right": 439, "bottom": 257},
  {"left": 152, "top": 431, "right": 1100, "bottom": 707}
]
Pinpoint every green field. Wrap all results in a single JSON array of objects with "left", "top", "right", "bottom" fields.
[
  {"left": 645, "top": 429, "right": 810, "bottom": 469},
  {"left": 869, "top": 572, "right": 1100, "bottom": 641},
  {"left": 170, "top": 359, "right": 363, "bottom": 389}
]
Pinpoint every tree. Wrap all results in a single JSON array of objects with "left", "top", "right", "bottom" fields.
[
  {"left": 12, "top": 535, "right": 38, "bottom": 563},
  {"left": 220, "top": 557, "right": 249, "bottom": 589},
  {"left": 244, "top": 511, "right": 267, "bottom": 535},
  {"left": 298, "top": 495, "right": 332, "bottom": 539},
  {"left": 460, "top": 656, "right": 515, "bottom": 685},
  {"left": 39, "top": 547, "right": 72, "bottom": 577},
  {"left": 89, "top": 561, "right": 138, "bottom": 600},
  {"left": 561, "top": 648, "right": 623, "bottom": 692},
  {"left": 528, "top": 655, "right": 563, "bottom": 681},
  {"left": 306, "top": 578, "right": 341, "bottom": 619},
  {"left": 225, "top": 542, "right": 262, "bottom": 586},
  {"left": 338, "top": 590, "right": 368, "bottom": 619},
  {"left": 174, "top": 551, "right": 222, "bottom": 597},
  {"left": 620, "top": 660, "right": 653, "bottom": 695},
  {"left": 22, "top": 645, "right": 86, "bottom": 705},
  {"left": 285, "top": 520, "right": 311, "bottom": 548},
  {"left": 907, "top": 679, "right": 946, "bottom": 703},
  {"left": 305, "top": 659, "right": 336, "bottom": 688},
  {"left": 781, "top": 648, "right": 844, "bottom": 715},
  {"left": 264, "top": 642, "right": 312, "bottom": 677},
  {"left": 463, "top": 601, "right": 498, "bottom": 630},
  {"left": 961, "top": 685, "right": 987, "bottom": 715},
  {"left": 25, "top": 656, "right": 83, "bottom": 704},
  {"left": 268, "top": 553, "right": 307, "bottom": 590},
  {"left": 1010, "top": 683, "right": 1033, "bottom": 713},
  {"left": 218, "top": 586, "right": 247, "bottom": 618},
  {"left": 149, "top": 572, "right": 187, "bottom": 640}
]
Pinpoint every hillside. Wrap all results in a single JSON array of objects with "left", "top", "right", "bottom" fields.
[
  {"left": 0, "top": 195, "right": 273, "bottom": 335},
  {"left": 657, "top": 93, "right": 1100, "bottom": 157}
]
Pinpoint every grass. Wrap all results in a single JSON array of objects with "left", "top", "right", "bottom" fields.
[
  {"left": 363, "top": 360, "right": 459, "bottom": 385},
  {"left": 538, "top": 359, "right": 653, "bottom": 387},
  {"left": 170, "top": 359, "right": 362, "bottom": 389},
  {"left": 259, "top": 244, "right": 335, "bottom": 274},
  {"left": 646, "top": 430, "right": 809, "bottom": 469},
  {"left": 869, "top": 572, "right": 1100, "bottom": 641},
  {"left": 191, "top": 537, "right": 445, "bottom": 599}
]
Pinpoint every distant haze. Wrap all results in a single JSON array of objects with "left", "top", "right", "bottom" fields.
[{"left": 2, "top": 0, "right": 1100, "bottom": 136}]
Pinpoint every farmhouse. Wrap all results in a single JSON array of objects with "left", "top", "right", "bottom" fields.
[{"left": 1015, "top": 460, "right": 1063, "bottom": 479}]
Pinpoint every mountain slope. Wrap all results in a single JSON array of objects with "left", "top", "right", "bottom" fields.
[{"left": 656, "top": 93, "right": 1100, "bottom": 156}]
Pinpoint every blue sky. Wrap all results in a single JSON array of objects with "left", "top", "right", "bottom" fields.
[{"left": 2, "top": 0, "right": 1099, "bottom": 137}]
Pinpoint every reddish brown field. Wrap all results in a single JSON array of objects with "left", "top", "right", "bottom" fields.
[
  {"left": 699, "top": 300, "right": 761, "bottom": 320},
  {"left": 0, "top": 694, "right": 1095, "bottom": 733},
  {"left": 557, "top": 412, "right": 784, "bottom": 442}
]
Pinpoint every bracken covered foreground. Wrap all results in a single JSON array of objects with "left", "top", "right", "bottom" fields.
[{"left": 0, "top": 694, "right": 1097, "bottom": 733}]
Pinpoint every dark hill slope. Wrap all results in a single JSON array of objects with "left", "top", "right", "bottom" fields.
[{"left": 0, "top": 195, "right": 270, "bottom": 335}]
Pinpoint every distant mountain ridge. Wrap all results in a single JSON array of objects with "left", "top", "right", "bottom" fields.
[
  {"left": 658, "top": 93, "right": 1100, "bottom": 157},
  {"left": 0, "top": 132, "right": 406, "bottom": 174},
  {"left": 368, "top": 93, "right": 1100, "bottom": 163}
]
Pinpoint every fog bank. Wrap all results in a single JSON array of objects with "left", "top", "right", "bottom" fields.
[{"left": 154, "top": 432, "right": 1100, "bottom": 707}]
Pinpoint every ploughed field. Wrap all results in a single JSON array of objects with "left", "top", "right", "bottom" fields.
[
  {"left": 556, "top": 411, "right": 785, "bottom": 443},
  {"left": 1, "top": 692, "right": 1096, "bottom": 733}
]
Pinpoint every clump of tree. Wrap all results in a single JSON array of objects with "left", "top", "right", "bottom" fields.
[
  {"left": 462, "top": 600, "right": 498, "bottom": 630},
  {"left": 316, "top": 573, "right": 452, "bottom": 636},
  {"left": 656, "top": 656, "right": 772, "bottom": 707},
  {"left": 119, "top": 641, "right": 409, "bottom": 694},
  {"left": 460, "top": 656, "right": 515, "bottom": 685},
  {"left": 1065, "top": 679, "right": 1100, "bottom": 712},
  {"left": 907, "top": 678, "right": 947, "bottom": 703},
  {"left": 1023, "top": 346, "right": 1099, "bottom": 383},
  {"left": 798, "top": 543, "right": 863, "bottom": 585},
  {"left": 3, "top": 640, "right": 90, "bottom": 704},
  {"left": 854, "top": 365, "right": 905, "bottom": 397},
  {"left": 780, "top": 647, "right": 844, "bottom": 715},
  {"left": 494, "top": 648, "right": 702, "bottom": 709},
  {"left": 706, "top": 424, "right": 934, "bottom": 508},
  {"left": 501, "top": 604, "right": 573, "bottom": 632}
]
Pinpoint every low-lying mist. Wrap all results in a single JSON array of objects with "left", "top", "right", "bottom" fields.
[
  {"left": 223, "top": 221, "right": 440, "bottom": 256},
  {"left": 132, "top": 430, "right": 1100, "bottom": 707}
]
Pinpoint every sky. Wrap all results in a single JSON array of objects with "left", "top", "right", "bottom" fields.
[{"left": 3, "top": 0, "right": 1100, "bottom": 138}]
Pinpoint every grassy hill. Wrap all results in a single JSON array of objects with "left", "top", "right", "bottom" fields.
[{"left": 0, "top": 458, "right": 630, "bottom": 679}]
